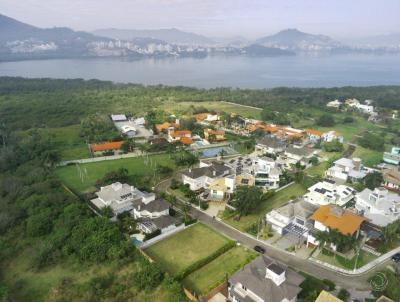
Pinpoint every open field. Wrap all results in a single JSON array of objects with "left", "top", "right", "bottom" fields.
[
  {"left": 350, "top": 146, "right": 384, "bottom": 167},
  {"left": 183, "top": 246, "right": 257, "bottom": 295},
  {"left": 160, "top": 100, "right": 262, "bottom": 119},
  {"left": 183, "top": 246, "right": 256, "bottom": 295},
  {"left": 223, "top": 183, "right": 307, "bottom": 232},
  {"left": 145, "top": 223, "right": 231, "bottom": 275},
  {"left": 56, "top": 153, "right": 177, "bottom": 192}
]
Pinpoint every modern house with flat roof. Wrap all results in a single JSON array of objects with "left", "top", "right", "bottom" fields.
[
  {"left": 266, "top": 198, "right": 318, "bottom": 238},
  {"left": 303, "top": 180, "right": 356, "bottom": 207},
  {"left": 355, "top": 187, "right": 400, "bottom": 227},
  {"left": 326, "top": 157, "right": 374, "bottom": 184},
  {"left": 228, "top": 255, "right": 304, "bottom": 302}
]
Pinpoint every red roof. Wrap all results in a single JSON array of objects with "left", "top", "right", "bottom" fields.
[{"left": 91, "top": 141, "right": 124, "bottom": 152}]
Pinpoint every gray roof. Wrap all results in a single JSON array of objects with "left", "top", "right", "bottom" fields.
[
  {"left": 133, "top": 198, "right": 170, "bottom": 213},
  {"left": 257, "top": 136, "right": 286, "bottom": 149},
  {"left": 152, "top": 215, "right": 179, "bottom": 229},
  {"left": 182, "top": 161, "right": 231, "bottom": 179},
  {"left": 285, "top": 146, "right": 314, "bottom": 157},
  {"left": 229, "top": 256, "right": 304, "bottom": 302},
  {"left": 276, "top": 199, "right": 318, "bottom": 220}
]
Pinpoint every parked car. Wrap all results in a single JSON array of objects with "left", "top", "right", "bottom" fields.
[
  {"left": 391, "top": 253, "right": 400, "bottom": 262},
  {"left": 254, "top": 245, "right": 266, "bottom": 254}
]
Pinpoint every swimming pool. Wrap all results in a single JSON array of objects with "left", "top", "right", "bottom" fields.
[{"left": 200, "top": 146, "right": 238, "bottom": 158}]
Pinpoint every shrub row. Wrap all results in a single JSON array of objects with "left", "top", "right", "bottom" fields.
[
  {"left": 143, "top": 229, "right": 161, "bottom": 241},
  {"left": 175, "top": 240, "right": 236, "bottom": 281}
]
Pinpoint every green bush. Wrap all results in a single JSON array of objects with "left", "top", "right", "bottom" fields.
[
  {"left": 322, "top": 279, "right": 336, "bottom": 291},
  {"left": 337, "top": 288, "right": 350, "bottom": 301}
]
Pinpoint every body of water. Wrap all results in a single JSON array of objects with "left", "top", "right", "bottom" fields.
[{"left": 1, "top": 54, "right": 400, "bottom": 88}]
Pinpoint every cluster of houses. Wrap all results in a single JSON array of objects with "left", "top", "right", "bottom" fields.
[
  {"left": 266, "top": 154, "right": 400, "bottom": 253},
  {"left": 90, "top": 182, "right": 180, "bottom": 236},
  {"left": 326, "top": 98, "right": 376, "bottom": 115}
]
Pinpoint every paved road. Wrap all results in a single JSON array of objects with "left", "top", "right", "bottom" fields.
[
  {"left": 155, "top": 177, "right": 392, "bottom": 291},
  {"left": 188, "top": 206, "right": 391, "bottom": 290}
]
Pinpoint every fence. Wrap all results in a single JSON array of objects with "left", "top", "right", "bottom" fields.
[{"left": 138, "top": 224, "right": 185, "bottom": 249}]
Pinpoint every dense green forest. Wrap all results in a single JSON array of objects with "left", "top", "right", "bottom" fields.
[{"left": 0, "top": 77, "right": 399, "bottom": 130}]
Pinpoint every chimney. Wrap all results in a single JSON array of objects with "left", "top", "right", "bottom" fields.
[
  {"left": 352, "top": 158, "right": 361, "bottom": 171},
  {"left": 175, "top": 118, "right": 180, "bottom": 125},
  {"left": 189, "top": 168, "right": 192, "bottom": 173},
  {"left": 213, "top": 170, "right": 216, "bottom": 177}
]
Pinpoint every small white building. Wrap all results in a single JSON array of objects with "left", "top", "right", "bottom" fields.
[
  {"left": 303, "top": 180, "right": 356, "bottom": 207},
  {"left": 355, "top": 187, "right": 400, "bottom": 227},
  {"left": 321, "top": 131, "right": 344, "bottom": 143},
  {"left": 111, "top": 114, "right": 128, "bottom": 122},
  {"left": 326, "top": 99, "right": 342, "bottom": 109}
]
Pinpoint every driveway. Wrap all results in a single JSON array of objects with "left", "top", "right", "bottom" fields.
[{"left": 188, "top": 206, "right": 391, "bottom": 291}]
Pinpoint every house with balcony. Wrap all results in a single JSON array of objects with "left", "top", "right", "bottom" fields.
[
  {"left": 182, "top": 161, "right": 232, "bottom": 191},
  {"left": 307, "top": 205, "right": 365, "bottom": 249},
  {"left": 303, "top": 179, "right": 356, "bottom": 207},
  {"left": 228, "top": 255, "right": 304, "bottom": 302},
  {"left": 90, "top": 182, "right": 146, "bottom": 216},
  {"left": 355, "top": 187, "right": 400, "bottom": 227},
  {"left": 326, "top": 157, "right": 374, "bottom": 184},
  {"left": 266, "top": 198, "right": 318, "bottom": 237},
  {"left": 207, "top": 175, "right": 236, "bottom": 201}
]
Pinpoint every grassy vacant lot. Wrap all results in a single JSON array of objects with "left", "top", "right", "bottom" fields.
[
  {"left": 224, "top": 183, "right": 307, "bottom": 232},
  {"left": 160, "top": 100, "right": 262, "bottom": 119},
  {"left": 183, "top": 246, "right": 256, "bottom": 295},
  {"left": 350, "top": 146, "right": 383, "bottom": 167},
  {"left": 56, "top": 153, "right": 177, "bottom": 192},
  {"left": 145, "top": 223, "right": 230, "bottom": 275}
]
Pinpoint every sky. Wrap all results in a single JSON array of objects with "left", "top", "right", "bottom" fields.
[{"left": 1, "top": 0, "right": 399, "bottom": 39}]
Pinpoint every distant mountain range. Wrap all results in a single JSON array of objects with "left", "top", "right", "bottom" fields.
[{"left": 0, "top": 13, "right": 399, "bottom": 62}]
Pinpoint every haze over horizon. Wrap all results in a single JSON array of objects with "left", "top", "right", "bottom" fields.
[{"left": 0, "top": 0, "right": 399, "bottom": 40}]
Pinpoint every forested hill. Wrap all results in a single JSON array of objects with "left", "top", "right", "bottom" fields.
[{"left": 0, "top": 77, "right": 400, "bottom": 129}]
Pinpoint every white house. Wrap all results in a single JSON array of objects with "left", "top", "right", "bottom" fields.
[
  {"left": 121, "top": 124, "right": 137, "bottom": 137},
  {"left": 90, "top": 182, "right": 145, "bottom": 215},
  {"left": 226, "top": 155, "right": 282, "bottom": 190},
  {"left": 326, "top": 99, "right": 342, "bottom": 109},
  {"left": 326, "top": 157, "right": 374, "bottom": 184},
  {"left": 357, "top": 104, "right": 375, "bottom": 115},
  {"left": 355, "top": 187, "right": 400, "bottom": 227},
  {"left": 303, "top": 180, "right": 356, "bottom": 207},
  {"left": 182, "top": 161, "right": 232, "bottom": 191},
  {"left": 266, "top": 198, "right": 318, "bottom": 236},
  {"left": 281, "top": 146, "right": 318, "bottom": 168},
  {"left": 321, "top": 131, "right": 344, "bottom": 143}
]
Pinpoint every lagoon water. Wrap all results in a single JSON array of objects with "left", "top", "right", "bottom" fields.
[{"left": 1, "top": 54, "right": 400, "bottom": 88}]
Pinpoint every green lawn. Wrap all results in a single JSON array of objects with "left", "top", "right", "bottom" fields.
[
  {"left": 56, "top": 153, "right": 177, "bottom": 192},
  {"left": 350, "top": 146, "right": 383, "bottom": 167},
  {"left": 316, "top": 248, "right": 377, "bottom": 270},
  {"left": 160, "top": 100, "right": 262, "bottom": 119},
  {"left": 224, "top": 183, "right": 307, "bottom": 232},
  {"left": 145, "top": 223, "right": 230, "bottom": 275},
  {"left": 183, "top": 246, "right": 256, "bottom": 295}
]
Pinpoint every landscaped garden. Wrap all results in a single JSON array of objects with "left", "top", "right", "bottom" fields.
[
  {"left": 314, "top": 248, "right": 377, "bottom": 270},
  {"left": 144, "top": 223, "right": 232, "bottom": 276},
  {"left": 182, "top": 246, "right": 256, "bottom": 296},
  {"left": 56, "top": 153, "right": 177, "bottom": 192}
]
